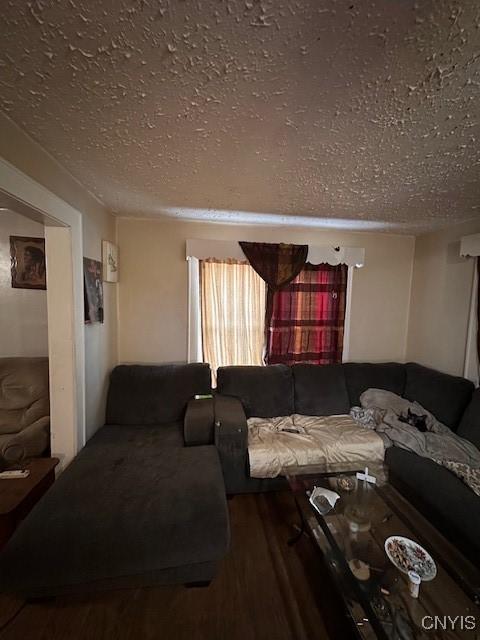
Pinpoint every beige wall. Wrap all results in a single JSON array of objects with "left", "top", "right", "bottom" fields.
[
  {"left": 0, "top": 113, "right": 118, "bottom": 439},
  {"left": 0, "top": 210, "right": 48, "bottom": 357},
  {"left": 117, "top": 218, "right": 415, "bottom": 366},
  {"left": 407, "top": 219, "right": 480, "bottom": 376},
  {"left": 82, "top": 214, "right": 118, "bottom": 438}
]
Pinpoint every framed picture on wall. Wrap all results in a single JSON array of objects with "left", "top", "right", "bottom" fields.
[
  {"left": 102, "top": 240, "right": 118, "bottom": 283},
  {"left": 10, "top": 236, "right": 47, "bottom": 290},
  {"left": 83, "top": 258, "right": 104, "bottom": 324}
]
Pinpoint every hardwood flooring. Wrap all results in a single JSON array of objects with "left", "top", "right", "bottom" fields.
[{"left": 0, "top": 492, "right": 339, "bottom": 640}]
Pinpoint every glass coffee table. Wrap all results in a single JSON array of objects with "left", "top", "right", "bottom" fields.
[{"left": 285, "top": 462, "right": 480, "bottom": 639}]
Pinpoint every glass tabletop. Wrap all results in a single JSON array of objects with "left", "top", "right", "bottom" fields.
[{"left": 285, "top": 464, "right": 480, "bottom": 639}]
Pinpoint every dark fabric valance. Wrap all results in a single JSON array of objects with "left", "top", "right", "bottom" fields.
[{"left": 239, "top": 241, "right": 308, "bottom": 290}]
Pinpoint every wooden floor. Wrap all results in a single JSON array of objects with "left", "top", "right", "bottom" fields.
[{"left": 0, "top": 492, "right": 338, "bottom": 640}]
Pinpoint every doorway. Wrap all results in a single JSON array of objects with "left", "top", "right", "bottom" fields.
[{"left": 0, "top": 158, "right": 86, "bottom": 469}]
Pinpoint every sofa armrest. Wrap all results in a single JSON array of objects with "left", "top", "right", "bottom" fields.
[
  {"left": 184, "top": 398, "right": 214, "bottom": 446},
  {"left": 214, "top": 395, "right": 248, "bottom": 437},
  {"left": 1, "top": 416, "right": 50, "bottom": 463},
  {"left": 214, "top": 395, "right": 248, "bottom": 493}
]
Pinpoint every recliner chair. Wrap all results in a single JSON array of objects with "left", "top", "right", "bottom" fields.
[{"left": 0, "top": 357, "right": 50, "bottom": 462}]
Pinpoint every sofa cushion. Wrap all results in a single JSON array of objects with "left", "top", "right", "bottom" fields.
[
  {"left": 404, "top": 363, "right": 474, "bottom": 430},
  {"left": 0, "top": 432, "right": 229, "bottom": 597},
  {"left": 293, "top": 364, "right": 350, "bottom": 416},
  {"left": 457, "top": 389, "right": 480, "bottom": 450},
  {"left": 216, "top": 365, "right": 294, "bottom": 418},
  {"left": 386, "top": 447, "right": 480, "bottom": 563},
  {"left": 343, "top": 363, "right": 406, "bottom": 407},
  {"left": 105, "top": 363, "right": 211, "bottom": 425}
]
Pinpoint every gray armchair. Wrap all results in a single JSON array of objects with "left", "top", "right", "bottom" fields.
[{"left": 0, "top": 357, "right": 50, "bottom": 462}]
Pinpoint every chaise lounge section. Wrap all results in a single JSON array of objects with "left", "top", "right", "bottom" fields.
[{"left": 0, "top": 363, "right": 229, "bottom": 597}]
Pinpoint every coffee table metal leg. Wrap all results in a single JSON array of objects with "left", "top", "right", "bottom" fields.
[{"left": 288, "top": 495, "right": 310, "bottom": 546}]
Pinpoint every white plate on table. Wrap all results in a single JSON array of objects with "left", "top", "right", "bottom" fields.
[{"left": 384, "top": 536, "right": 437, "bottom": 581}]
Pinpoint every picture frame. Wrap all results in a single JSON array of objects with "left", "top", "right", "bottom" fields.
[
  {"left": 102, "top": 240, "right": 118, "bottom": 283},
  {"left": 83, "top": 258, "right": 104, "bottom": 324},
  {"left": 10, "top": 236, "right": 47, "bottom": 290}
]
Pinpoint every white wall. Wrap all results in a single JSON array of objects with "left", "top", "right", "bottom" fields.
[
  {"left": 407, "top": 219, "right": 480, "bottom": 376},
  {"left": 117, "top": 218, "right": 415, "bottom": 366},
  {"left": 0, "top": 209, "right": 48, "bottom": 357}
]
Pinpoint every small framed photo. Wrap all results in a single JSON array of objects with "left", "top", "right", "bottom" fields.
[
  {"left": 10, "top": 236, "right": 47, "bottom": 290},
  {"left": 102, "top": 240, "right": 118, "bottom": 283}
]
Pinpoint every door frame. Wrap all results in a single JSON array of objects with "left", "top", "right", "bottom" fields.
[{"left": 0, "top": 157, "right": 86, "bottom": 466}]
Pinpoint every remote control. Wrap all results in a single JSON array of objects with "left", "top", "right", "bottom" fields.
[{"left": 0, "top": 470, "right": 30, "bottom": 479}]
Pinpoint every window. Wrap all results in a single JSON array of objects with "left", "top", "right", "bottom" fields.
[
  {"left": 200, "top": 259, "right": 266, "bottom": 379},
  {"left": 186, "top": 240, "right": 357, "bottom": 375}
]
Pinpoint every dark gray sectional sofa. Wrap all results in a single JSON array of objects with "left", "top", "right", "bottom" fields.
[
  {"left": 0, "top": 363, "right": 229, "bottom": 597},
  {"left": 214, "top": 361, "right": 480, "bottom": 563},
  {"left": 1, "top": 359, "right": 478, "bottom": 597}
]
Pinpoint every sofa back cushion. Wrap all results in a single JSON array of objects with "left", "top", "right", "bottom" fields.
[
  {"left": 293, "top": 364, "right": 350, "bottom": 416},
  {"left": 216, "top": 365, "right": 294, "bottom": 418},
  {"left": 0, "top": 357, "right": 49, "bottom": 435},
  {"left": 106, "top": 363, "right": 211, "bottom": 425},
  {"left": 457, "top": 389, "right": 480, "bottom": 449},
  {"left": 343, "top": 362, "right": 406, "bottom": 407},
  {"left": 404, "top": 363, "right": 473, "bottom": 430}
]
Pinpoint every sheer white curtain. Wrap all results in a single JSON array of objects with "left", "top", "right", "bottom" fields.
[{"left": 200, "top": 259, "right": 266, "bottom": 381}]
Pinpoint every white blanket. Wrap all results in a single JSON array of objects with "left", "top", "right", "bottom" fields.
[{"left": 247, "top": 414, "right": 385, "bottom": 478}]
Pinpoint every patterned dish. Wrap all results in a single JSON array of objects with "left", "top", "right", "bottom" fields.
[{"left": 384, "top": 536, "right": 437, "bottom": 581}]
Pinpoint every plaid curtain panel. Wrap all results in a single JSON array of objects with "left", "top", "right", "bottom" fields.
[{"left": 266, "top": 262, "right": 348, "bottom": 365}]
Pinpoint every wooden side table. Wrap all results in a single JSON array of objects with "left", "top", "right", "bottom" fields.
[{"left": 0, "top": 457, "right": 59, "bottom": 550}]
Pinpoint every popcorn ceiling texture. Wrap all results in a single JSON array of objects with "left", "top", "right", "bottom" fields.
[{"left": 0, "top": 0, "right": 479, "bottom": 232}]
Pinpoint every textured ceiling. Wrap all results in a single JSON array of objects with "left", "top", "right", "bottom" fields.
[{"left": 0, "top": 0, "right": 479, "bottom": 232}]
